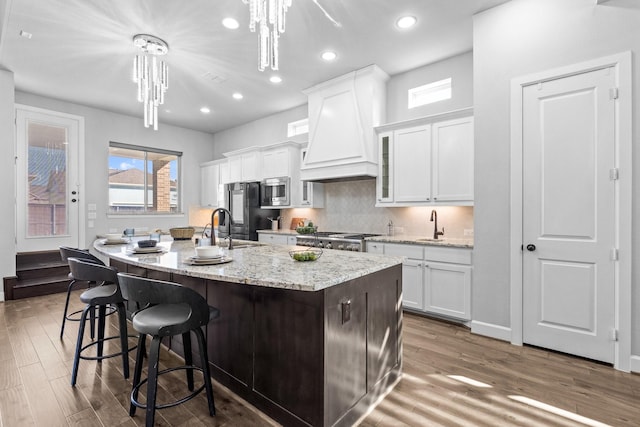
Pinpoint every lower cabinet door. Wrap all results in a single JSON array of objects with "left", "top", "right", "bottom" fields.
[
  {"left": 402, "top": 259, "right": 424, "bottom": 310},
  {"left": 424, "top": 262, "right": 471, "bottom": 320}
]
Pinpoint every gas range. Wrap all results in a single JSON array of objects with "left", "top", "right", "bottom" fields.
[{"left": 296, "top": 231, "right": 382, "bottom": 252}]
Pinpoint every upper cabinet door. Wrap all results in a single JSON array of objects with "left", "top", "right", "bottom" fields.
[
  {"left": 200, "top": 162, "right": 220, "bottom": 207},
  {"left": 262, "top": 148, "right": 290, "bottom": 179},
  {"left": 393, "top": 125, "right": 431, "bottom": 202},
  {"left": 432, "top": 116, "right": 474, "bottom": 202}
]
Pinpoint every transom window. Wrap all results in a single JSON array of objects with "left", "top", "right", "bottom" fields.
[
  {"left": 287, "top": 118, "right": 309, "bottom": 137},
  {"left": 408, "top": 77, "right": 452, "bottom": 108},
  {"left": 108, "top": 142, "right": 181, "bottom": 214}
]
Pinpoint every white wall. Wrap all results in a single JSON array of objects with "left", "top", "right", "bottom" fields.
[
  {"left": 473, "top": 0, "right": 640, "bottom": 354},
  {"left": 0, "top": 69, "right": 15, "bottom": 298},
  {"left": 386, "top": 51, "right": 473, "bottom": 124},
  {"left": 14, "top": 91, "right": 215, "bottom": 248}
]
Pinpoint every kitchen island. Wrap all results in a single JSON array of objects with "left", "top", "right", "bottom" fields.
[{"left": 94, "top": 239, "right": 403, "bottom": 427}]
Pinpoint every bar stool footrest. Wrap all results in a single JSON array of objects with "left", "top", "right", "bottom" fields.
[
  {"left": 65, "top": 304, "right": 117, "bottom": 323},
  {"left": 131, "top": 365, "right": 206, "bottom": 410},
  {"left": 79, "top": 334, "right": 138, "bottom": 361}
]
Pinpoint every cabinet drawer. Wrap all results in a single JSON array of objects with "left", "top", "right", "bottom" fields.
[
  {"left": 424, "top": 246, "right": 472, "bottom": 265},
  {"left": 366, "top": 242, "right": 385, "bottom": 254},
  {"left": 384, "top": 243, "right": 424, "bottom": 260}
]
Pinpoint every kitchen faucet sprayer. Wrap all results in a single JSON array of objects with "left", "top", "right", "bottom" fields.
[
  {"left": 211, "top": 208, "right": 234, "bottom": 249},
  {"left": 430, "top": 209, "right": 444, "bottom": 240}
]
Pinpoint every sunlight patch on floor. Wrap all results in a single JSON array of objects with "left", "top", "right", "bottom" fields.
[
  {"left": 447, "top": 374, "right": 493, "bottom": 388},
  {"left": 508, "top": 395, "right": 612, "bottom": 427}
]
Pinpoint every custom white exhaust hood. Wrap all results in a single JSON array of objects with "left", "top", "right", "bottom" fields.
[{"left": 300, "top": 65, "right": 389, "bottom": 182}]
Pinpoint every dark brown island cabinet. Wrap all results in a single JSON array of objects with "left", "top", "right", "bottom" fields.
[{"left": 106, "top": 243, "right": 402, "bottom": 427}]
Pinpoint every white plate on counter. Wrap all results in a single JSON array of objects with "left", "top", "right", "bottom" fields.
[
  {"left": 128, "top": 247, "right": 166, "bottom": 254},
  {"left": 102, "top": 238, "right": 128, "bottom": 245},
  {"left": 184, "top": 256, "right": 232, "bottom": 266}
]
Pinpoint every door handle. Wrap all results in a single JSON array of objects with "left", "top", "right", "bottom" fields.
[{"left": 526, "top": 244, "right": 536, "bottom": 252}]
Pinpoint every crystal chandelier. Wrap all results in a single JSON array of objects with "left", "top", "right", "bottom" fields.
[
  {"left": 132, "top": 34, "right": 169, "bottom": 130},
  {"left": 242, "top": 0, "right": 292, "bottom": 71}
]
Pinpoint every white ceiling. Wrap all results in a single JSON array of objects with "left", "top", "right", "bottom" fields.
[{"left": 0, "top": 0, "right": 509, "bottom": 134}]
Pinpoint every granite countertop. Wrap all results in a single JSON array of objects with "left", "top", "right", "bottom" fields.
[
  {"left": 94, "top": 238, "right": 402, "bottom": 292},
  {"left": 365, "top": 235, "right": 474, "bottom": 248},
  {"left": 257, "top": 229, "right": 299, "bottom": 236},
  {"left": 258, "top": 229, "right": 474, "bottom": 248}
]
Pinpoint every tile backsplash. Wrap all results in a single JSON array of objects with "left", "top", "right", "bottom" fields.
[{"left": 281, "top": 179, "right": 473, "bottom": 239}]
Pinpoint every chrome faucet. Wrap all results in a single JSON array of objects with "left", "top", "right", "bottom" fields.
[
  {"left": 430, "top": 209, "right": 444, "bottom": 240},
  {"left": 211, "top": 208, "right": 234, "bottom": 249}
]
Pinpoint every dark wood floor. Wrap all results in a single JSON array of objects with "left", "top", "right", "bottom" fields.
[{"left": 1, "top": 291, "right": 639, "bottom": 426}]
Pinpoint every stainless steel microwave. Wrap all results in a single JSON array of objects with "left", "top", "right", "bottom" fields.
[{"left": 260, "top": 177, "right": 290, "bottom": 207}]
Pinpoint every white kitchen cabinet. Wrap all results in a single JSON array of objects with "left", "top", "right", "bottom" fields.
[
  {"left": 385, "top": 243, "right": 425, "bottom": 311},
  {"left": 393, "top": 125, "right": 431, "bottom": 202},
  {"left": 376, "top": 132, "right": 393, "bottom": 203},
  {"left": 371, "top": 241, "right": 472, "bottom": 320},
  {"left": 219, "top": 160, "right": 231, "bottom": 185},
  {"left": 262, "top": 148, "right": 290, "bottom": 179},
  {"left": 300, "top": 181, "right": 325, "bottom": 208},
  {"left": 432, "top": 116, "right": 474, "bottom": 202},
  {"left": 258, "top": 233, "right": 296, "bottom": 245},
  {"left": 200, "top": 161, "right": 221, "bottom": 207},
  {"left": 424, "top": 261, "right": 471, "bottom": 319},
  {"left": 376, "top": 108, "right": 474, "bottom": 207},
  {"left": 365, "top": 241, "right": 385, "bottom": 254},
  {"left": 226, "top": 150, "right": 261, "bottom": 183}
]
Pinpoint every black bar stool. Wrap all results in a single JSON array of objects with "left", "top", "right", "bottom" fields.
[
  {"left": 59, "top": 247, "right": 106, "bottom": 339},
  {"left": 67, "top": 258, "right": 132, "bottom": 386},
  {"left": 117, "top": 273, "right": 219, "bottom": 427}
]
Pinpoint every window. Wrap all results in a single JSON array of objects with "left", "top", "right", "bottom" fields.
[
  {"left": 108, "top": 142, "right": 181, "bottom": 214},
  {"left": 287, "top": 118, "right": 309, "bottom": 137},
  {"left": 408, "top": 78, "right": 452, "bottom": 108}
]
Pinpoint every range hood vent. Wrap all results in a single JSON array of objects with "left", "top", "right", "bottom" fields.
[{"left": 300, "top": 65, "right": 389, "bottom": 182}]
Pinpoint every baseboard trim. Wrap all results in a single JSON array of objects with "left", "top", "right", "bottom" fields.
[
  {"left": 470, "top": 320, "right": 512, "bottom": 342},
  {"left": 629, "top": 355, "right": 640, "bottom": 373}
]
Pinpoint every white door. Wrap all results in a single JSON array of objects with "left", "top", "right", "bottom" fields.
[
  {"left": 522, "top": 68, "right": 616, "bottom": 363},
  {"left": 16, "top": 106, "right": 82, "bottom": 252}
]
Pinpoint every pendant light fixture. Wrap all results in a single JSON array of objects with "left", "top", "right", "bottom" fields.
[
  {"left": 132, "top": 34, "right": 169, "bottom": 130},
  {"left": 242, "top": 0, "right": 292, "bottom": 71}
]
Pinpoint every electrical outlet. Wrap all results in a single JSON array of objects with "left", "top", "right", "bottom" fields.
[
  {"left": 88, "top": 220, "right": 94, "bottom": 228},
  {"left": 464, "top": 229, "right": 474, "bottom": 236}
]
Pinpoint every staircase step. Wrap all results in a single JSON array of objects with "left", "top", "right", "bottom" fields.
[
  {"left": 16, "top": 250, "right": 64, "bottom": 268},
  {"left": 10, "top": 275, "right": 71, "bottom": 300},
  {"left": 3, "top": 250, "right": 75, "bottom": 300},
  {"left": 17, "top": 264, "right": 70, "bottom": 281}
]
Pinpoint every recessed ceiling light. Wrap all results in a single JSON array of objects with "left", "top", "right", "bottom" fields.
[
  {"left": 321, "top": 51, "right": 337, "bottom": 61},
  {"left": 222, "top": 18, "right": 239, "bottom": 30},
  {"left": 232, "top": 92, "right": 244, "bottom": 100},
  {"left": 200, "top": 107, "right": 211, "bottom": 113},
  {"left": 270, "top": 76, "right": 282, "bottom": 84},
  {"left": 396, "top": 16, "right": 417, "bottom": 29}
]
